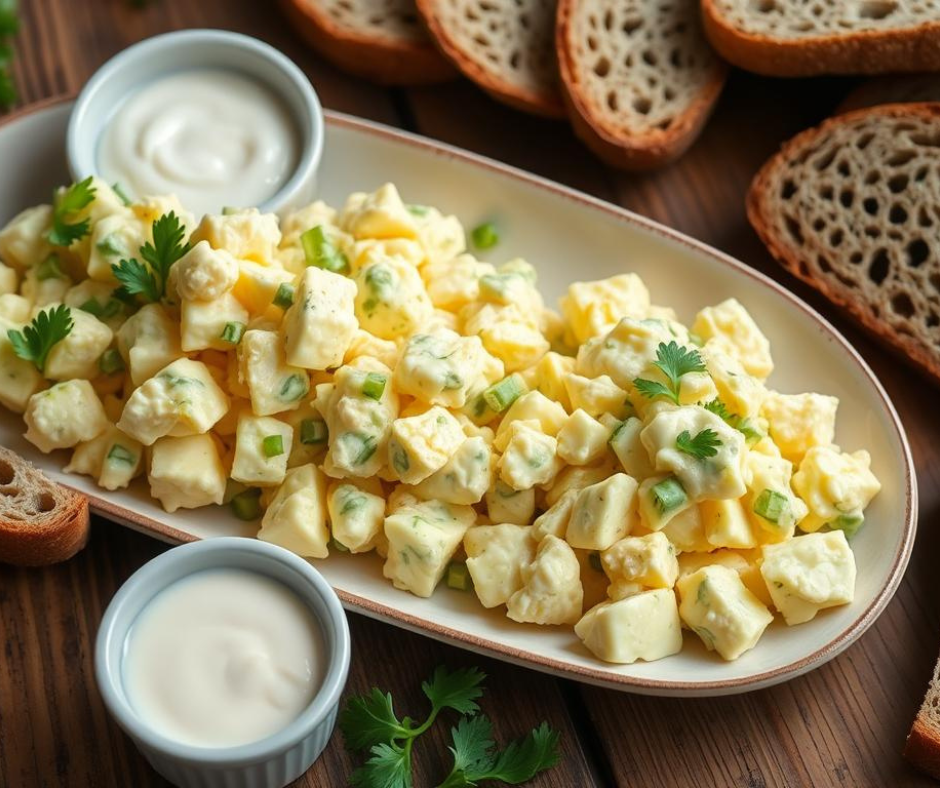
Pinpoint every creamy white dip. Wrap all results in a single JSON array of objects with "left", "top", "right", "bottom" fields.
[
  {"left": 98, "top": 69, "right": 297, "bottom": 217},
  {"left": 123, "top": 567, "right": 323, "bottom": 748}
]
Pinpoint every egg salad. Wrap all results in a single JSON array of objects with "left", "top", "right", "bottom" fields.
[{"left": 0, "top": 179, "right": 882, "bottom": 665}]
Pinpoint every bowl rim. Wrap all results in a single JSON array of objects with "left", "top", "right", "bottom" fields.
[
  {"left": 1, "top": 97, "right": 918, "bottom": 696},
  {"left": 65, "top": 28, "right": 323, "bottom": 215},
  {"left": 94, "top": 537, "right": 351, "bottom": 766}
]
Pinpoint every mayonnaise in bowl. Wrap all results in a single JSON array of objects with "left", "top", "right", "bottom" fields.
[{"left": 98, "top": 70, "right": 299, "bottom": 218}]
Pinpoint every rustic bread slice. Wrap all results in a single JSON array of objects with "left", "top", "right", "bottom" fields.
[
  {"left": 905, "top": 650, "right": 940, "bottom": 779},
  {"left": 748, "top": 103, "right": 940, "bottom": 383},
  {"left": 556, "top": 0, "right": 728, "bottom": 171},
  {"left": 0, "top": 446, "right": 89, "bottom": 566},
  {"left": 415, "top": 0, "right": 565, "bottom": 117},
  {"left": 281, "top": 0, "right": 456, "bottom": 85},
  {"left": 839, "top": 74, "right": 940, "bottom": 115},
  {"left": 702, "top": 0, "right": 940, "bottom": 77}
]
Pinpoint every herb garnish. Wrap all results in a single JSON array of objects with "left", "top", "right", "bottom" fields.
[
  {"left": 111, "top": 211, "right": 190, "bottom": 303},
  {"left": 7, "top": 304, "right": 73, "bottom": 372},
  {"left": 634, "top": 341, "right": 706, "bottom": 405},
  {"left": 676, "top": 428, "right": 722, "bottom": 460},
  {"left": 47, "top": 177, "right": 97, "bottom": 247}
]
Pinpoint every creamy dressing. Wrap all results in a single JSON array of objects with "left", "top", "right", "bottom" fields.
[
  {"left": 123, "top": 568, "right": 324, "bottom": 748},
  {"left": 98, "top": 70, "right": 297, "bottom": 217}
]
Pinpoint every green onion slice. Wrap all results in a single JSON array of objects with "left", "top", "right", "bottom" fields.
[
  {"left": 273, "top": 282, "right": 295, "bottom": 310},
  {"left": 482, "top": 374, "right": 525, "bottom": 413},
  {"left": 231, "top": 488, "right": 262, "bottom": 521},
  {"left": 98, "top": 348, "right": 125, "bottom": 375},
  {"left": 651, "top": 477, "right": 687, "bottom": 515},
  {"left": 361, "top": 372, "right": 387, "bottom": 401},
  {"left": 753, "top": 489, "right": 789, "bottom": 524},
  {"left": 300, "top": 418, "right": 328, "bottom": 445},
  {"left": 301, "top": 225, "right": 349, "bottom": 274},
  {"left": 262, "top": 434, "right": 285, "bottom": 458},
  {"left": 471, "top": 222, "right": 499, "bottom": 250},
  {"left": 446, "top": 562, "right": 473, "bottom": 591},
  {"left": 220, "top": 321, "right": 246, "bottom": 345}
]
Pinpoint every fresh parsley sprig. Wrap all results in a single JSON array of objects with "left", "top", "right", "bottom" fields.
[
  {"left": 676, "top": 428, "right": 722, "bottom": 460},
  {"left": 341, "top": 666, "right": 485, "bottom": 788},
  {"left": 112, "top": 211, "right": 191, "bottom": 304},
  {"left": 340, "top": 665, "right": 560, "bottom": 788},
  {"left": 0, "top": 0, "right": 18, "bottom": 111},
  {"left": 702, "top": 398, "right": 764, "bottom": 444},
  {"left": 437, "top": 715, "right": 560, "bottom": 788},
  {"left": 47, "top": 177, "right": 97, "bottom": 247},
  {"left": 634, "top": 341, "right": 706, "bottom": 405},
  {"left": 7, "top": 304, "right": 73, "bottom": 372}
]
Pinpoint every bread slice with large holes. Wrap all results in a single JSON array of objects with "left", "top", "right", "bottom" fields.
[
  {"left": 281, "top": 0, "right": 456, "bottom": 85},
  {"left": 748, "top": 103, "right": 940, "bottom": 382},
  {"left": 0, "top": 446, "right": 89, "bottom": 566},
  {"left": 838, "top": 74, "right": 940, "bottom": 115},
  {"left": 556, "top": 0, "right": 728, "bottom": 171},
  {"left": 906, "top": 649, "right": 940, "bottom": 780},
  {"left": 702, "top": 0, "right": 940, "bottom": 77},
  {"left": 415, "top": 0, "right": 564, "bottom": 117}
]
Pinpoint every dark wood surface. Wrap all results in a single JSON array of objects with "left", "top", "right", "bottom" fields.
[{"left": 1, "top": 2, "right": 938, "bottom": 786}]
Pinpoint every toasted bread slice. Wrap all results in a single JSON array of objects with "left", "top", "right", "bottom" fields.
[
  {"left": 702, "top": 0, "right": 940, "bottom": 77},
  {"left": 747, "top": 103, "right": 940, "bottom": 383},
  {"left": 905, "top": 649, "right": 940, "bottom": 780},
  {"left": 281, "top": 0, "right": 456, "bottom": 85},
  {"left": 415, "top": 0, "right": 565, "bottom": 117},
  {"left": 556, "top": 0, "right": 728, "bottom": 171},
  {"left": 0, "top": 446, "right": 89, "bottom": 566},
  {"left": 838, "top": 74, "right": 940, "bottom": 114}
]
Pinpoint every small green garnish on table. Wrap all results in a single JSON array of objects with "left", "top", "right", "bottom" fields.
[
  {"left": 7, "top": 304, "right": 73, "bottom": 373},
  {"left": 471, "top": 222, "right": 499, "bottom": 250},
  {"left": 634, "top": 341, "right": 706, "bottom": 405},
  {"left": 340, "top": 665, "right": 560, "bottom": 788}
]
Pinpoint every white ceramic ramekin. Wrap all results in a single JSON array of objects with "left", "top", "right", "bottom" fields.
[
  {"left": 95, "top": 537, "right": 350, "bottom": 788},
  {"left": 67, "top": 29, "right": 323, "bottom": 215}
]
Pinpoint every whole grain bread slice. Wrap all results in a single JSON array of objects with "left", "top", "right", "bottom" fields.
[
  {"left": 747, "top": 103, "right": 940, "bottom": 384},
  {"left": 702, "top": 0, "right": 940, "bottom": 77},
  {"left": 905, "top": 651, "right": 940, "bottom": 779},
  {"left": 281, "top": 0, "right": 456, "bottom": 85},
  {"left": 415, "top": 0, "right": 565, "bottom": 117},
  {"left": 556, "top": 0, "right": 728, "bottom": 171},
  {"left": 0, "top": 446, "right": 89, "bottom": 566}
]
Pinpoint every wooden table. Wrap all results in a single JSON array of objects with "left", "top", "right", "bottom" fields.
[{"left": 2, "top": 2, "right": 938, "bottom": 786}]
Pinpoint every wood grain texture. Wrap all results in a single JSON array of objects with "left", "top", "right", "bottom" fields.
[{"left": 1, "top": 2, "right": 937, "bottom": 787}]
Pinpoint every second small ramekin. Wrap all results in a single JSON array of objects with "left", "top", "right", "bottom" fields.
[{"left": 95, "top": 537, "right": 350, "bottom": 788}]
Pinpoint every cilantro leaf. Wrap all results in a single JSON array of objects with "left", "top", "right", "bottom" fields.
[
  {"left": 702, "top": 398, "right": 764, "bottom": 444},
  {"left": 422, "top": 666, "right": 486, "bottom": 716},
  {"left": 111, "top": 211, "right": 191, "bottom": 304},
  {"left": 633, "top": 341, "right": 706, "bottom": 405},
  {"left": 112, "top": 257, "right": 161, "bottom": 303},
  {"left": 47, "top": 177, "right": 96, "bottom": 247},
  {"left": 350, "top": 743, "right": 413, "bottom": 788},
  {"left": 437, "top": 717, "right": 560, "bottom": 788},
  {"left": 340, "top": 688, "right": 411, "bottom": 751},
  {"left": 141, "top": 211, "right": 190, "bottom": 286},
  {"left": 7, "top": 304, "right": 73, "bottom": 372},
  {"left": 676, "top": 428, "right": 722, "bottom": 460}
]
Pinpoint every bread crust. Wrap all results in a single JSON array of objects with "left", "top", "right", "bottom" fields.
[
  {"left": 702, "top": 0, "right": 940, "bottom": 77},
  {"left": 414, "top": 0, "right": 565, "bottom": 118},
  {"left": 746, "top": 103, "right": 940, "bottom": 384},
  {"left": 905, "top": 717, "right": 940, "bottom": 780},
  {"left": 556, "top": 0, "right": 727, "bottom": 171},
  {"left": 281, "top": 0, "right": 456, "bottom": 86},
  {"left": 0, "top": 447, "right": 90, "bottom": 566}
]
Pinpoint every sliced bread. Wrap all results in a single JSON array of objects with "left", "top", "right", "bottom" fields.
[
  {"left": 747, "top": 103, "right": 940, "bottom": 382},
  {"left": 0, "top": 446, "right": 89, "bottom": 566},
  {"left": 702, "top": 0, "right": 940, "bottom": 77},
  {"left": 556, "top": 0, "right": 728, "bottom": 171},
  {"left": 281, "top": 0, "right": 456, "bottom": 85},
  {"left": 415, "top": 0, "right": 565, "bottom": 117},
  {"left": 905, "top": 650, "right": 940, "bottom": 779}
]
